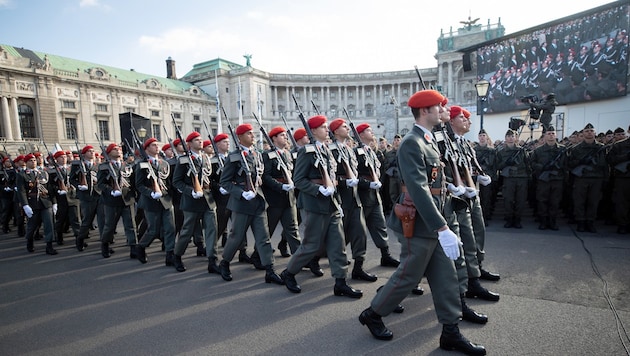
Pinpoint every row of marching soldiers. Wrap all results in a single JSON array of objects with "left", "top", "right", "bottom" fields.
[{"left": 473, "top": 122, "right": 629, "bottom": 235}]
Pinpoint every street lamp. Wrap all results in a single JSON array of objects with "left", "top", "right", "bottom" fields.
[
  {"left": 475, "top": 79, "right": 490, "bottom": 130},
  {"left": 137, "top": 127, "right": 147, "bottom": 139}
]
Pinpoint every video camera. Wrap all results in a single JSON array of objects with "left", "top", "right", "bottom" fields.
[
  {"left": 519, "top": 95, "right": 541, "bottom": 120},
  {"left": 519, "top": 94, "right": 539, "bottom": 104}
]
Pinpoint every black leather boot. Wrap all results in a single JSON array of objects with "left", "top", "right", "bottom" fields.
[
  {"left": 577, "top": 221, "right": 586, "bottom": 232},
  {"left": 129, "top": 245, "right": 138, "bottom": 259},
  {"left": 548, "top": 217, "right": 559, "bottom": 231},
  {"left": 277, "top": 240, "right": 290, "bottom": 257},
  {"left": 586, "top": 221, "right": 597, "bottom": 233},
  {"left": 208, "top": 257, "right": 220, "bottom": 274},
  {"left": 352, "top": 258, "right": 378, "bottom": 282},
  {"left": 249, "top": 250, "right": 265, "bottom": 270},
  {"left": 479, "top": 265, "right": 500, "bottom": 281},
  {"left": 380, "top": 247, "right": 400, "bottom": 267},
  {"left": 538, "top": 216, "right": 548, "bottom": 230},
  {"left": 136, "top": 245, "right": 147, "bottom": 264},
  {"left": 174, "top": 255, "right": 186, "bottom": 272},
  {"left": 196, "top": 245, "right": 206, "bottom": 257},
  {"left": 280, "top": 269, "right": 301, "bottom": 293},
  {"left": 101, "top": 242, "right": 110, "bottom": 258},
  {"left": 503, "top": 216, "right": 513, "bottom": 228},
  {"left": 165, "top": 251, "right": 174, "bottom": 266},
  {"left": 308, "top": 256, "right": 324, "bottom": 277},
  {"left": 513, "top": 217, "right": 522, "bottom": 229},
  {"left": 465, "top": 277, "right": 500, "bottom": 301},
  {"left": 238, "top": 249, "right": 252, "bottom": 264},
  {"left": 359, "top": 307, "right": 393, "bottom": 340},
  {"left": 439, "top": 323, "right": 486, "bottom": 355},
  {"left": 26, "top": 237, "right": 34, "bottom": 253},
  {"left": 461, "top": 295, "right": 488, "bottom": 324},
  {"left": 265, "top": 265, "right": 284, "bottom": 285},
  {"left": 333, "top": 278, "right": 363, "bottom": 298},
  {"left": 219, "top": 260, "right": 232, "bottom": 281},
  {"left": 45, "top": 242, "right": 58, "bottom": 255}
]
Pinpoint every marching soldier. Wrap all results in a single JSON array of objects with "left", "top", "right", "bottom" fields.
[
  {"left": 171, "top": 132, "right": 218, "bottom": 273},
  {"left": 261, "top": 126, "right": 301, "bottom": 257},
  {"left": 496, "top": 129, "right": 531, "bottom": 228},
  {"left": 70, "top": 145, "right": 102, "bottom": 251},
  {"left": 135, "top": 137, "right": 177, "bottom": 266},
  {"left": 16, "top": 153, "right": 58, "bottom": 255},
  {"left": 218, "top": 123, "right": 283, "bottom": 285},
  {"left": 1, "top": 157, "right": 17, "bottom": 234},
  {"left": 568, "top": 123, "right": 609, "bottom": 232},
  {"left": 353, "top": 122, "right": 399, "bottom": 268},
  {"left": 12, "top": 155, "right": 27, "bottom": 237},
  {"left": 358, "top": 90, "right": 486, "bottom": 355},
  {"left": 49, "top": 150, "right": 80, "bottom": 246},
  {"left": 97, "top": 143, "right": 138, "bottom": 259},
  {"left": 280, "top": 115, "right": 363, "bottom": 298},
  {"left": 329, "top": 118, "right": 377, "bottom": 282},
  {"left": 530, "top": 126, "right": 566, "bottom": 230}
]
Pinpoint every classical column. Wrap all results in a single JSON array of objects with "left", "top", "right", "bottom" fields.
[
  {"left": 9, "top": 97, "right": 20, "bottom": 139},
  {"left": 447, "top": 61, "right": 453, "bottom": 100},
  {"left": 361, "top": 86, "right": 365, "bottom": 115},
  {"left": 1, "top": 96, "right": 13, "bottom": 140},
  {"left": 285, "top": 87, "right": 290, "bottom": 116},
  {"left": 273, "top": 86, "right": 278, "bottom": 115}
]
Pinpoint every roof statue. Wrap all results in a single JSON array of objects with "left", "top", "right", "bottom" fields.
[{"left": 243, "top": 54, "right": 252, "bottom": 67}]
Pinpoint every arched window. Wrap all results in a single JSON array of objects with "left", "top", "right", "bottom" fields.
[{"left": 18, "top": 104, "right": 37, "bottom": 138}]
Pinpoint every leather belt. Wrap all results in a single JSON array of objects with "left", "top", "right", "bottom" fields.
[
  {"left": 310, "top": 179, "right": 324, "bottom": 185},
  {"left": 401, "top": 184, "right": 444, "bottom": 196}
]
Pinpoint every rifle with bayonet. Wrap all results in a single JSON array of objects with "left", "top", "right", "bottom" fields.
[
  {"left": 94, "top": 133, "right": 122, "bottom": 192},
  {"left": 162, "top": 125, "right": 177, "bottom": 158},
  {"left": 171, "top": 114, "right": 202, "bottom": 194},
  {"left": 41, "top": 141, "right": 68, "bottom": 192},
  {"left": 280, "top": 113, "right": 298, "bottom": 149},
  {"left": 73, "top": 131, "right": 88, "bottom": 187},
  {"left": 221, "top": 106, "right": 255, "bottom": 192},
  {"left": 202, "top": 120, "right": 224, "bottom": 170},
  {"left": 343, "top": 107, "right": 379, "bottom": 182}
]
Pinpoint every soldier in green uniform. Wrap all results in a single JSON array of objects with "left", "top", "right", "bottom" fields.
[
  {"left": 530, "top": 126, "right": 566, "bottom": 230},
  {"left": 567, "top": 123, "right": 608, "bottom": 233},
  {"left": 607, "top": 128, "right": 630, "bottom": 234},
  {"left": 496, "top": 129, "right": 531, "bottom": 228},
  {"left": 358, "top": 90, "right": 486, "bottom": 355},
  {"left": 474, "top": 129, "right": 498, "bottom": 224}
]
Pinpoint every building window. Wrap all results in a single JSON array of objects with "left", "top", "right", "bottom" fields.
[
  {"left": 151, "top": 110, "right": 160, "bottom": 117},
  {"left": 62, "top": 100, "right": 76, "bottom": 109},
  {"left": 210, "top": 116, "right": 217, "bottom": 123},
  {"left": 98, "top": 120, "right": 110, "bottom": 141},
  {"left": 330, "top": 92, "right": 336, "bottom": 99},
  {"left": 96, "top": 104, "right": 108, "bottom": 112},
  {"left": 313, "top": 92, "right": 318, "bottom": 99},
  {"left": 366, "top": 91, "right": 372, "bottom": 97},
  {"left": 18, "top": 104, "right": 37, "bottom": 138},
  {"left": 402, "top": 89, "right": 409, "bottom": 96},
  {"left": 194, "top": 127, "right": 201, "bottom": 133},
  {"left": 152, "top": 124, "right": 161, "bottom": 141},
  {"left": 348, "top": 92, "right": 353, "bottom": 99},
  {"left": 294, "top": 92, "right": 300, "bottom": 99},
  {"left": 65, "top": 118, "right": 78, "bottom": 140},
  {"left": 383, "top": 89, "right": 390, "bottom": 96},
  {"left": 193, "top": 115, "right": 200, "bottom": 121},
  {"left": 172, "top": 112, "right": 181, "bottom": 119}
]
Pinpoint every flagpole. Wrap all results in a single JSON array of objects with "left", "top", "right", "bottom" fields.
[
  {"left": 237, "top": 77, "right": 243, "bottom": 125},
  {"left": 215, "top": 69, "right": 223, "bottom": 134}
]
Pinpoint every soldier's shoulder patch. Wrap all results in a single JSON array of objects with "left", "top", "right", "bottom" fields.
[
  {"left": 229, "top": 153, "right": 241, "bottom": 162},
  {"left": 328, "top": 142, "right": 339, "bottom": 151},
  {"left": 356, "top": 147, "right": 365, "bottom": 155},
  {"left": 98, "top": 163, "right": 109, "bottom": 171},
  {"left": 267, "top": 151, "right": 278, "bottom": 159},
  {"left": 139, "top": 162, "right": 150, "bottom": 169},
  {"left": 178, "top": 156, "right": 189, "bottom": 165},
  {"left": 304, "top": 144, "right": 316, "bottom": 153}
]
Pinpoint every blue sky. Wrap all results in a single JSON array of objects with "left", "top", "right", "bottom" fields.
[{"left": 0, "top": 0, "right": 616, "bottom": 77}]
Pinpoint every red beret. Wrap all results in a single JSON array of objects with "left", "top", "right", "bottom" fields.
[
  {"left": 203, "top": 140, "right": 211, "bottom": 148},
  {"left": 268, "top": 126, "right": 286, "bottom": 138},
  {"left": 162, "top": 143, "right": 171, "bottom": 151},
  {"left": 24, "top": 153, "right": 35, "bottom": 161},
  {"left": 308, "top": 115, "right": 327, "bottom": 129},
  {"left": 106, "top": 143, "right": 118, "bottom": 154},
  {"left": 14, "top": 155, "right": 25, "bottom": 163},
  {"left": 173, "top": 138, "right": 182, "bottom": 146},
  {"left": 66, "top": 150, "right": 72, "bottom": 155},
  {"left": 53, "top": 151, "right": 66, "bottom": 159},
  {"left": 462, "top": 109, "right": 471, "bottom": 119},
  {"left": 329, "top": 118, "right": 345, "bottom": 133},
  {"left": 293, "top": 128, "right": 307, "bottom": 141},
  {"left": 186, "top": 131, "right": 201, "bottom": 142},
  {"left": 2, "top": 157, "right": 9, "bottom": 163},
  {"left": 441, "top": 97, "right": 449, "bottom": 106},
  {"left": 356, "top": 123, "right": 370, "bottom": 134},
  {"left": 81, "top": 145, "right": 94, "bottom": 154},
  {"left": 449, "top": 105, "right": 464, "bottom": 119},
  {"left": 236, "top": 123, "right": 253, "bottom": 135},
  {"left": 33, "top": 152, "right": 41, "bottom": 157},
  {"left": 214, "top": 133, "right": 229, "bottom": 142},
  {"left": 408, "top": 90, "right": 444, "bottom": 109},
  {"left": 143, "top": 137, "right": 157, "bottom": 149}
]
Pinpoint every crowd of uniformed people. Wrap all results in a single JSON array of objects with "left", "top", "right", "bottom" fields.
[{"left": 1, "top": 89, "right": 629, "bottom": 355}]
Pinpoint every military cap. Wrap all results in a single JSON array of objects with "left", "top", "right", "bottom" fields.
[
  {"left": 106, "top": 143, "right": 118, "bottom": 154},
  {"left": 81, "top": 145, "right": 94, "bottom": 154},
  {"left": 307, "top": 115, "right": 327, "bottom": 129},
  {"left": 161, "top": 143, "right": 171, "bottom": 152},
  {"left": 329, "top": 118, "right": 345, "bottom": 133},
  {"left": 606, "top": 130, "right": 613, "bottom": 135},
  {"left": 53, "top": 151, "right": 66, "bottom": 159},
  {"left": 186, "top": 131, "right": 201, "bottom": 142},
  {"left": 236, "top": 123, "right": 253, "bottom": 135},
  {"left": 614, "top": 127, "right": 625, "bottom": 134},
  {"left": 203, "top": 140, "right": 211, "bottom": 148},
  {"left": 214, "top": 133, "right": 229, "bottom": 142},
  {"left": 479, "top": 128, "right": 487, "bottom": 135},
  {"left": 407, "top": 90, "right": 444, "bottom": 109},
  {"left": 356, "top": 123, "right": 370, "bottom": 134},
  {"left": 584, "top": 123, "right": 594, "bottom": 130},
  {"left": 24, "top": 153, "right": 35, "bottom": 161},
  {"left": 449, "top": 106, "right": 463, "bottom": 119},
  {"left": 268, "top": 126, "right": 286, "bottom": 138},
  {"left": 505, "top": 129, "right": 516, "bottom": 136},
  {"left": 293, "top": 128, "right": 307, "bottom": 141}
]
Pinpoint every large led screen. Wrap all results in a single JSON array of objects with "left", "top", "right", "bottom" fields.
[{"left": 475, "top": 1, "right": 629, "bottom": 114}]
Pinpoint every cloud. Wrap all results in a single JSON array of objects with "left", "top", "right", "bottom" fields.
[
  {"left": 0, "top": 0, "right": 12, "bottom": 7},
  {"left": 79, "top": 0, "right": 111, "bottom": 11}
]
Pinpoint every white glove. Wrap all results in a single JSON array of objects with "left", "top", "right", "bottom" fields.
[
  {"left": 151, "top": 191, "right": 162, "bottom": 200},
  {"left": 447, "top": 183, "right": 466, "bottom": 197},
  {"left": 78, "top": 185, "right": 89, "bottom": 191},
  {"left": 4, "top": 187, "right": 12, "bottom": 192},
  {"left": 478, "top": 174, "right": 492, "bottom": 186},
  {"left": 437, "top": 229, "right": 462, "bottom": 260},
  {"left": 326, "top": 186, "right": 335, "bottom": 196},
  {"left": 23, "top": 205, "right": 33, "bottom": 218},
  {"left": 369, "top": 181, "right": 382, "bottom": 189},
  {"left": 53, "top": 203, "right": 58, "bottom": 215},
  {"left": 319, "top": 185, "right": 332, "bottom": 197},
  {"left": 110, "top": 190, "right": 122, "bottom": 197},
  {"left": 282, "top": 184, "right": 294, "bottom": 192},
  {"left": 464, "top": 187, "right": 478, "bottom": 198},
  {"left": 345, "top": 178, "right": 359, "bottom": 187},
  {"left": 14, "top": 187, "right": 18, "bottom": 191},
  {"left": 219, "top": 187, "right": 229, "bottom": 195},
  {"left": 57, "top": 189, "right": 67, "bottom": 196},
  {"left": 192, "top": 191, "right": 203, "bottom": 199},
  {"left": 241, "top": 191, "right": 256, "bottom": 200}
]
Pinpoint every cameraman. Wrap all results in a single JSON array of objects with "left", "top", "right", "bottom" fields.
[{"left": 530, "top": 93, "right": 558, "bottom": 131}]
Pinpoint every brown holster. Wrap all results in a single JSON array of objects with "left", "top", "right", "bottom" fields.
[{"left": 394, "top": 186, "right": 416, "bottom": 238}]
